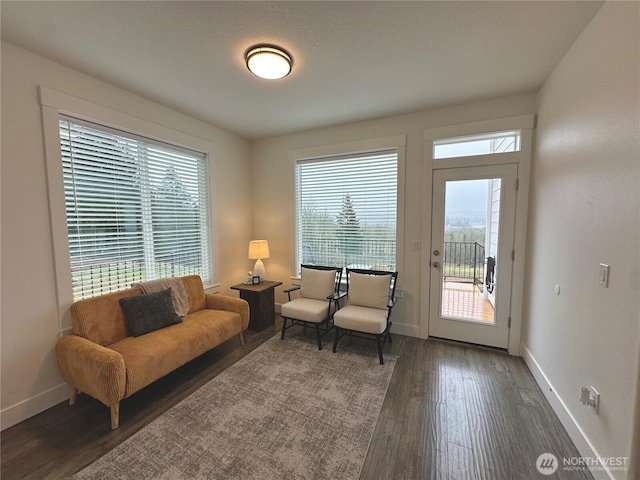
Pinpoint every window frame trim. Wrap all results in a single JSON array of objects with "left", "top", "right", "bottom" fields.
[
  {"left": 289, "top": 135, "right": 406, "bottom": 287},
  {"left": 433, "top": 129, "right": 522, "bottom": 160},
  {"left": 40, "top": 87, "right": 219, "bottom": 334}
]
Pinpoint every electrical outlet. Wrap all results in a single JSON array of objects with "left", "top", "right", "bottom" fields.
[{"left": 580, "top": 386, "right": 600, "bottom": 413}]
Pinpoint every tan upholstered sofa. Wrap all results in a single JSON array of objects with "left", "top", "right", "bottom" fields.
[{"left": 55, "top": 275, "right": 249, "bottom": 429}]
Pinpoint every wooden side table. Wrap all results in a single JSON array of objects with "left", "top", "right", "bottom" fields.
[{"left": 230, "top": 280, "right": 282, "bottom": 332}]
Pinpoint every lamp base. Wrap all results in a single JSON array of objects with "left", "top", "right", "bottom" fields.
[{"left": 253, "top": 259, "right": 265, "bottom": 282}]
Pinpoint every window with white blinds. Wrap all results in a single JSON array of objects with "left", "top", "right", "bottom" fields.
[
  {"left": 59, "top": 116, "right": 211, "bottom": 300},
  {"left": 294, "top": 150, "right": 397, "bottom": 274}
]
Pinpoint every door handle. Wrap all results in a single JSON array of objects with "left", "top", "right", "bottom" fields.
[{"left": 432, "top": 261, "right": 440, "bottom": 268}]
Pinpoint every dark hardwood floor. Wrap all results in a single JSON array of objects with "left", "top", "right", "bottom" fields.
[{"left": 2, "top": 318, "right": 591, "bottom": 480}]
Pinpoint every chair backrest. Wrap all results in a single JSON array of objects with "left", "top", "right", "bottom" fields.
[
  {"left": 345, "top": 268, "right": 398, "bottom": 310},
  {"left": 299, "top": 264, "right": 342, "bottom": 300}
]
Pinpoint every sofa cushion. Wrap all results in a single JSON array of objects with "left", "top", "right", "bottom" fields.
[
  {"left": 109, "top": 309, "right": 242, "bottom": 397},
  {"left": 71, "top": 287, "right": 143, "bottom": 346},
  {"left": 182, "top": 275, "right": 207, "bottom": 313},
  {"left": 119, "top": 288, "right": 182, "bottom": 337}
]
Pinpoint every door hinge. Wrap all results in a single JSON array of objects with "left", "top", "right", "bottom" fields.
[
  {"left": 508, "top": 317, "right": 512, "bottom": 328},
  {"left": 512, "top": 249, "right": 515, "bottom": 261},
  {"left": 515, "top": 178, "right": 520, "bottom": 191}
]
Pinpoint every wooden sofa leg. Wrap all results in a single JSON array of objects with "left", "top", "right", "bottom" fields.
[
  {"left": 69, "top": 386, "right": 78, "bottom": 406},
  {"left": 238, "top": 331, "right": 245, "bottom": 346},
  {"left": 110, "top": 404, "right": 120, "bottom": 430}
]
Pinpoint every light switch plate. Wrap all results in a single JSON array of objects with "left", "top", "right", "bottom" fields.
[{"left": 599, "top": 264, "right": 609, "bottom": 288}]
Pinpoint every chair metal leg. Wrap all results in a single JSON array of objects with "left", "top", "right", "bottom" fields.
[
  {"left": 333, "top": 327, "right": 340, "bottom": 353},
  {"left": 316, "top": 326, "right": 323, "bottom": 350},
  {"left": 281, "top": 317, "right": 287, "bottom": 340},
  {"left": 377, "top": 336, "right": 384, "bottom": 365}
]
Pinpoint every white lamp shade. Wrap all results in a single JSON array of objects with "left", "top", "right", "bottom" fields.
[{"left": 248, "top": 240, "right": 270, "bottom": 260}]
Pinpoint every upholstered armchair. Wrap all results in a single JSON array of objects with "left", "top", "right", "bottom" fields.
[
  {"left": 280, "top": 265, "right": 345, "bottom": 349},
  {"left": 332, "top": 268, "right": 398, "bottom": 364}
]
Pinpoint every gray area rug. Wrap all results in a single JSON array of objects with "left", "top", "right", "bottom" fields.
[{"left": 72, "top": 334, "right": 397, "bottom": 479}]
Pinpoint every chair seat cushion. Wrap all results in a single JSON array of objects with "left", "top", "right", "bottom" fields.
[
  {"left": 281, "top": 298, "right": 331, "bottom": 324},
  {"left": 333, "top": 305, "right": 388, "bottom": 335}
]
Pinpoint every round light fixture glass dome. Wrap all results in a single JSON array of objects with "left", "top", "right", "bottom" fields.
[{"left": 245, "top": 45, "right": 292, "bottom": 80}]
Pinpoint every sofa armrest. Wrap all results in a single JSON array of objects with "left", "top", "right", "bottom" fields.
[
  {"left": 55, "top": 334, "right": 126, "bottom": 407},
  {"left": 205, "top": 293, "right": 250, "bottom": 330}
]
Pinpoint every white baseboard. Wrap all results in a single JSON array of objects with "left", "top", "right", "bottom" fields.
[
  {"left": 390, "top": 322, "right": 419, "bottom": 338},
  {"left": 521, "top": 344, "right": 614, "bottom": 480},
  {"left": 1, "top": 382, "right": 69, "bottom": 431}
]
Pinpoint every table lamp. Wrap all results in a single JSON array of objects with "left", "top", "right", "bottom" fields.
[{"left": 248, "top": 240, "right": 270, "bottom": 282}]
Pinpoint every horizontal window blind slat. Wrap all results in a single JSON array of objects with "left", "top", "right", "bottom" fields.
[
  {"left": 294, "top": 148, "right": 398, "bottom": 272},
  {"left": 61, "top": 114, "right": 206, "bottom": 159},
  {"left": 60, "top": 117, "right": 212, "bottom": 301}
]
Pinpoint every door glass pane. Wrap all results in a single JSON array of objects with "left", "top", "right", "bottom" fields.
[
  {"left": 434, "top": 130, "right": 521, "bottom": 159},
  {"left": 440, "top": 178, "right": 500, "bottom": 323}
]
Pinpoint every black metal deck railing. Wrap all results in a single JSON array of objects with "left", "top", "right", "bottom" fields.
[{"left": 443, "top": 242, "right": 485, "bottom": 285}]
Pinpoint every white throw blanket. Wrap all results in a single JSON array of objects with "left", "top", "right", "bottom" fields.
[{"left": 133, "top": 278, "right": 190, "bottom": 317}]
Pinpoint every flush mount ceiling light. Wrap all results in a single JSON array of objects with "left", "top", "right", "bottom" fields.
[{"left": 245, "top": 45, "right": 292, "bottom": 80}]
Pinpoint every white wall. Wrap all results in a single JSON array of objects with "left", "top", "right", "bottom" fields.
[
  {"left": 6, "top": 8, "right": 637, "bottom": 475},
  {"left": 0, "top": 43, "right": 252, "bottom": 429},
  {"left": 250, "top": 94, "right": 536, "bottom": 337},
  {"left": 524, "top": 3, "right": 639, "bottom": 479}
]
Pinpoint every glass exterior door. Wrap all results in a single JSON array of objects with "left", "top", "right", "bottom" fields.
[{"left": 429, "top": 164, "right": 517, "bottom": 348}]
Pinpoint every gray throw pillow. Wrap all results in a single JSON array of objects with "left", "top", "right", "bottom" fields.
[{"left": 119, "top": 288, "right": 182, "bottom": 337}]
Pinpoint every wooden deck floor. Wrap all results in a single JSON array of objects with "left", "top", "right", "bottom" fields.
[
  {"left": 1, "top": 318, "right": 591, "bottom": 480},
  {"left": 442, "top": 281, "right": 495, "bottom": 323}
]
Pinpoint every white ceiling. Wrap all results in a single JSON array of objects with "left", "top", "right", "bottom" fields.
[{"left": 1, "top": 1, "right": 602, "bottom": 139}]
